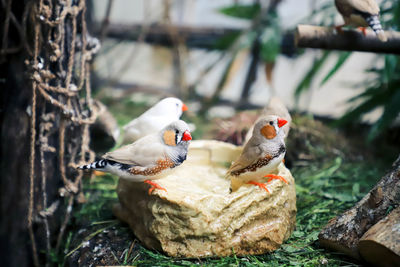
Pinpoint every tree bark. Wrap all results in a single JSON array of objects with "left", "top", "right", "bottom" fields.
[
  {"left": 295, "top": 24, "right": 400, "bottom": 54},
  {"left": 0, "top": 1, "right": 95, "bottom": 266},
  {"left": 0, "top": 55, "right": 34, "bottom": 267},
  {"left": 318, "top": 155, "right": 400, "bottom": 259},
  {"left": 358, "top": 206, "right": 400, "bottom": 267}
]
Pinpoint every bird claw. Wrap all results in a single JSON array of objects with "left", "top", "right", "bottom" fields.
[
  {"left": 247, "top": 181, "right": 270, "bottom": 193},
  {"left": 144, "top": 180, "right": 167, "bottom": 195},
  {"left": 264, "top": 174, "right": 288, "bottom": 184}
]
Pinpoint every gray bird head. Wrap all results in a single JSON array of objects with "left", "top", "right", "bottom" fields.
[
  {"left": 161, "top": 120, "right": 192, "bottom": 165},
  {"left": 161, "top": 120, "right": 192, "bottom": 148},
  {"left": 252, "top": 115, "right": 288, "bottom": 142}
]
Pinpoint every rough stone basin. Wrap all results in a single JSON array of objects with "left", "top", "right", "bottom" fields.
[{"left": 113, "top": 140, "right": 297, "bottom": 257}]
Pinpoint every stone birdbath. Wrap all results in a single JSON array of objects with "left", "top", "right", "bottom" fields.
[{"left": 113, "top": 140, "right": 297, "bottom": 257}]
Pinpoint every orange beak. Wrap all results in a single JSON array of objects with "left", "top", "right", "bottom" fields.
[
  {"left": 182, "top": 103, "right": 188, "bottom": 112},
  {"left": 277, "top": 118, "right": 288, "bottom": 128},
  {"left": 182, "top": 130, "right": 192, "bottom": 141}
]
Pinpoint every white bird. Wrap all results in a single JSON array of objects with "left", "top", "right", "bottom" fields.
[
  {"left": 78, "top": 120, "right": 192, "bottom": 194},
  {"left": 122, "top": 97, "right": 188, "bottom": 144}
]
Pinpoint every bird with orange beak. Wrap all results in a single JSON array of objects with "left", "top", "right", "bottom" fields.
[
  {"left": 122, "top": 97, "right": 188, "bottom": 144},
  {"left": 227, "top": 115, "right": 288, "bottom": 193},
  {"left": 79, "top": 120, "right": 192, "bottom": 194}
]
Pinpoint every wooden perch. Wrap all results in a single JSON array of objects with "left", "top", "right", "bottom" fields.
[
  {"left": 358, "top": 206, "right": 400, "bottom": 267},
  {"left": 318, "top": 155, "right": 400, "bottom": 260},
  {"left": 95, "top": 23, "right": 238, "bottom": 49},
  {"left": 295, "top": 24, "right": 400, "bottom": 54}
]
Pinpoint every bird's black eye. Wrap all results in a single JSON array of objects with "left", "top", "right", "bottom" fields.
[
  {"left": 269, "top": 121, "right": 273, "bottom": 125},
  {"left": 175, "top": 129, "right": 179, "bottom": 134}
]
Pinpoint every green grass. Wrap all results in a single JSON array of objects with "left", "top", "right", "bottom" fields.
[
  {"left": 64, "top": 155, "right": 387, "bottom": 266},
  {"left": 62, "top": 98, "right": 395, "bottom": 266}
]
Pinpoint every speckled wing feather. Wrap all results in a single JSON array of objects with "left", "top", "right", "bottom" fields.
[
  {"left": 346, "top": 0, "right": 379, "bottom": 15},
  {"left": 103, "top": 134, "right": 164, "bottom": 167},
  {"left": 227, "top": 140, "right": 263, "bottom": 175}
]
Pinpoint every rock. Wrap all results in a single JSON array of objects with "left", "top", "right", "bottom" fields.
[{"left": 113, "top": 140, "right": 297, "bottom": 257}]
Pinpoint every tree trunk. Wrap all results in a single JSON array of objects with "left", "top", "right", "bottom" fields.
[
  {"left": 0, "top": 55, "right": 35, "bottom": 267},
  {"left": 0, "top": 1, "right": 96, "bottom": 266},
  {"left": 318, "top": 155, "right": 400, "bottom": 260}
]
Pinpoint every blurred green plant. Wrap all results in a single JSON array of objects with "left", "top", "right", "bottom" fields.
[
  {"left": 218, "top": 3, "right": 281, "bottom": 64},
  {"left": 295, "top": 0, "right": 400, "bottom": 141},
  {"left": 219, "top": 3, "right": 261, "bottom": 19}
]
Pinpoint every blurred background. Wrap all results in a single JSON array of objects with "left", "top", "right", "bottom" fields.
[{"left": 88, "top": 0, "right": 398, "bottom": 129}]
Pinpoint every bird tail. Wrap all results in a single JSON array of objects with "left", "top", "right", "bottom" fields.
[
  {"left": 77, "top": 159, "right": 107, "bottom": 170},
  {"left": 365, "top": 15, "right": 387, "bottom": 42}
]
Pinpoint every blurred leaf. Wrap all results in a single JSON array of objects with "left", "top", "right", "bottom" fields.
[
  {"left": 294, "top": 51, "right": 331, "bottom": 98},
  {"left": 320, "top": 52, "right": 351, "bottom": 86},
  {"left": 383, "top": 55, "right": 397, "bottom": 84},
  {"left": 334, "top": 92, "right": 387, "bottom": 126},
  {"left": 219, "top": 4, "right": 260, "bottom": 20},
  {"left": 368, "top": 88, "right": 400, "bottom": 141},
  {"left": 352, "top": 183, "right": 360, "bottom": 195},
  {"left": 260, "top": 13, "right": 281, "bottom": 63},
  {"left": 213, "top": 32, "right": 241, "bottom": 50}
]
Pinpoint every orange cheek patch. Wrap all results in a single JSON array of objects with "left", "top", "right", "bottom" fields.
[
  {"left": 163, "top": 130, "right": 176, "bottom": 146},
  {"left": 260, "top": 125, "right": 276, "bottom": 139}
]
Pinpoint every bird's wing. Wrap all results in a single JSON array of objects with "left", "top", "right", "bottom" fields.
[
  {"left": 227, "top": 141, "right": 263, "bottom": 174},
  {"left": 102, "top": 134, "right": 164, "bottom": 166},
  {"left": 347, "top": 0, "right": 380, "bottom": 15}
]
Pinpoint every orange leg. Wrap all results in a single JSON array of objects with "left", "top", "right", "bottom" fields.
[
  {"left": 358, "top": 27, "right": 367, "bottom": 36},
  {"left": 247, "top": 181, "right": 270, "bottom": 193},
  {"left": 93, "top": 170, "right": 106, "bottom": 176},
  {"left": 264, "top": 174, "right": 288, "bottom": 185},
  {"left": 144, "top": 180, "right": 167, "bottom": 195}
]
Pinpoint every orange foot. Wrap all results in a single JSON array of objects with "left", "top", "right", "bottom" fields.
[
  {"left": 247, "top": 181, "right": 270, "bottom": 193},
  {"left": 358, "top": 27, "right": 367, "bottom": 36},
  {"left": 264, "top": 174, "right": 288, "bottom": 185},
  {"left": 144, "top": 180, "right": 167, "bottom": 195}
]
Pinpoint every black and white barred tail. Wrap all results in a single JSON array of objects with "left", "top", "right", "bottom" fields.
[
  {"left": 78, "top": 159, "right": 108, "bottom": 170},
  {"left": 365, "top": 14, "right": 387, "bottom": 42}
]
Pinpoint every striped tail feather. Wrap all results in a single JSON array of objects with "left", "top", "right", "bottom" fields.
[
  {"left": 78, "top": 159, "right": 107, "bottom": 170},
  {"left": 365, "top": 15, "right": 387, "bottom": 42}
]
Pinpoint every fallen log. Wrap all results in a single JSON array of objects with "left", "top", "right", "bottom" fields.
[
  {"left": 318, "top": 155, "right": 400, "bottom": 259},
  {"left": 295, "top": 24, "right": 400, "bottom": 54},
  {"left": 358, "top": 206, "right": 400, "bottom": 267}
]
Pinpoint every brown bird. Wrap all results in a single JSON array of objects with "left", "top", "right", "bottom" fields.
[
  {"left": 78, "top": 120, "right": 192, "bottom": 194},
  {"left": 227, "top": 115, "right": 288, "bottom": 193},
  {"left": 335, "top": 0, "right": 387, "bottom": 42}
]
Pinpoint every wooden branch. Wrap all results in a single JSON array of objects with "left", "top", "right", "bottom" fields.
[
  {"left": 358, "top": 206, "right": 400, "bottom": 266},
  {"left": 318, "top": 155, "right": 400, "bottom": 259},
  {"left": 295, "top": 24, "right": 400, "bottom": 54},
  {"left": 94, "top": 23, "right": 239, "bottom": 49}
]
